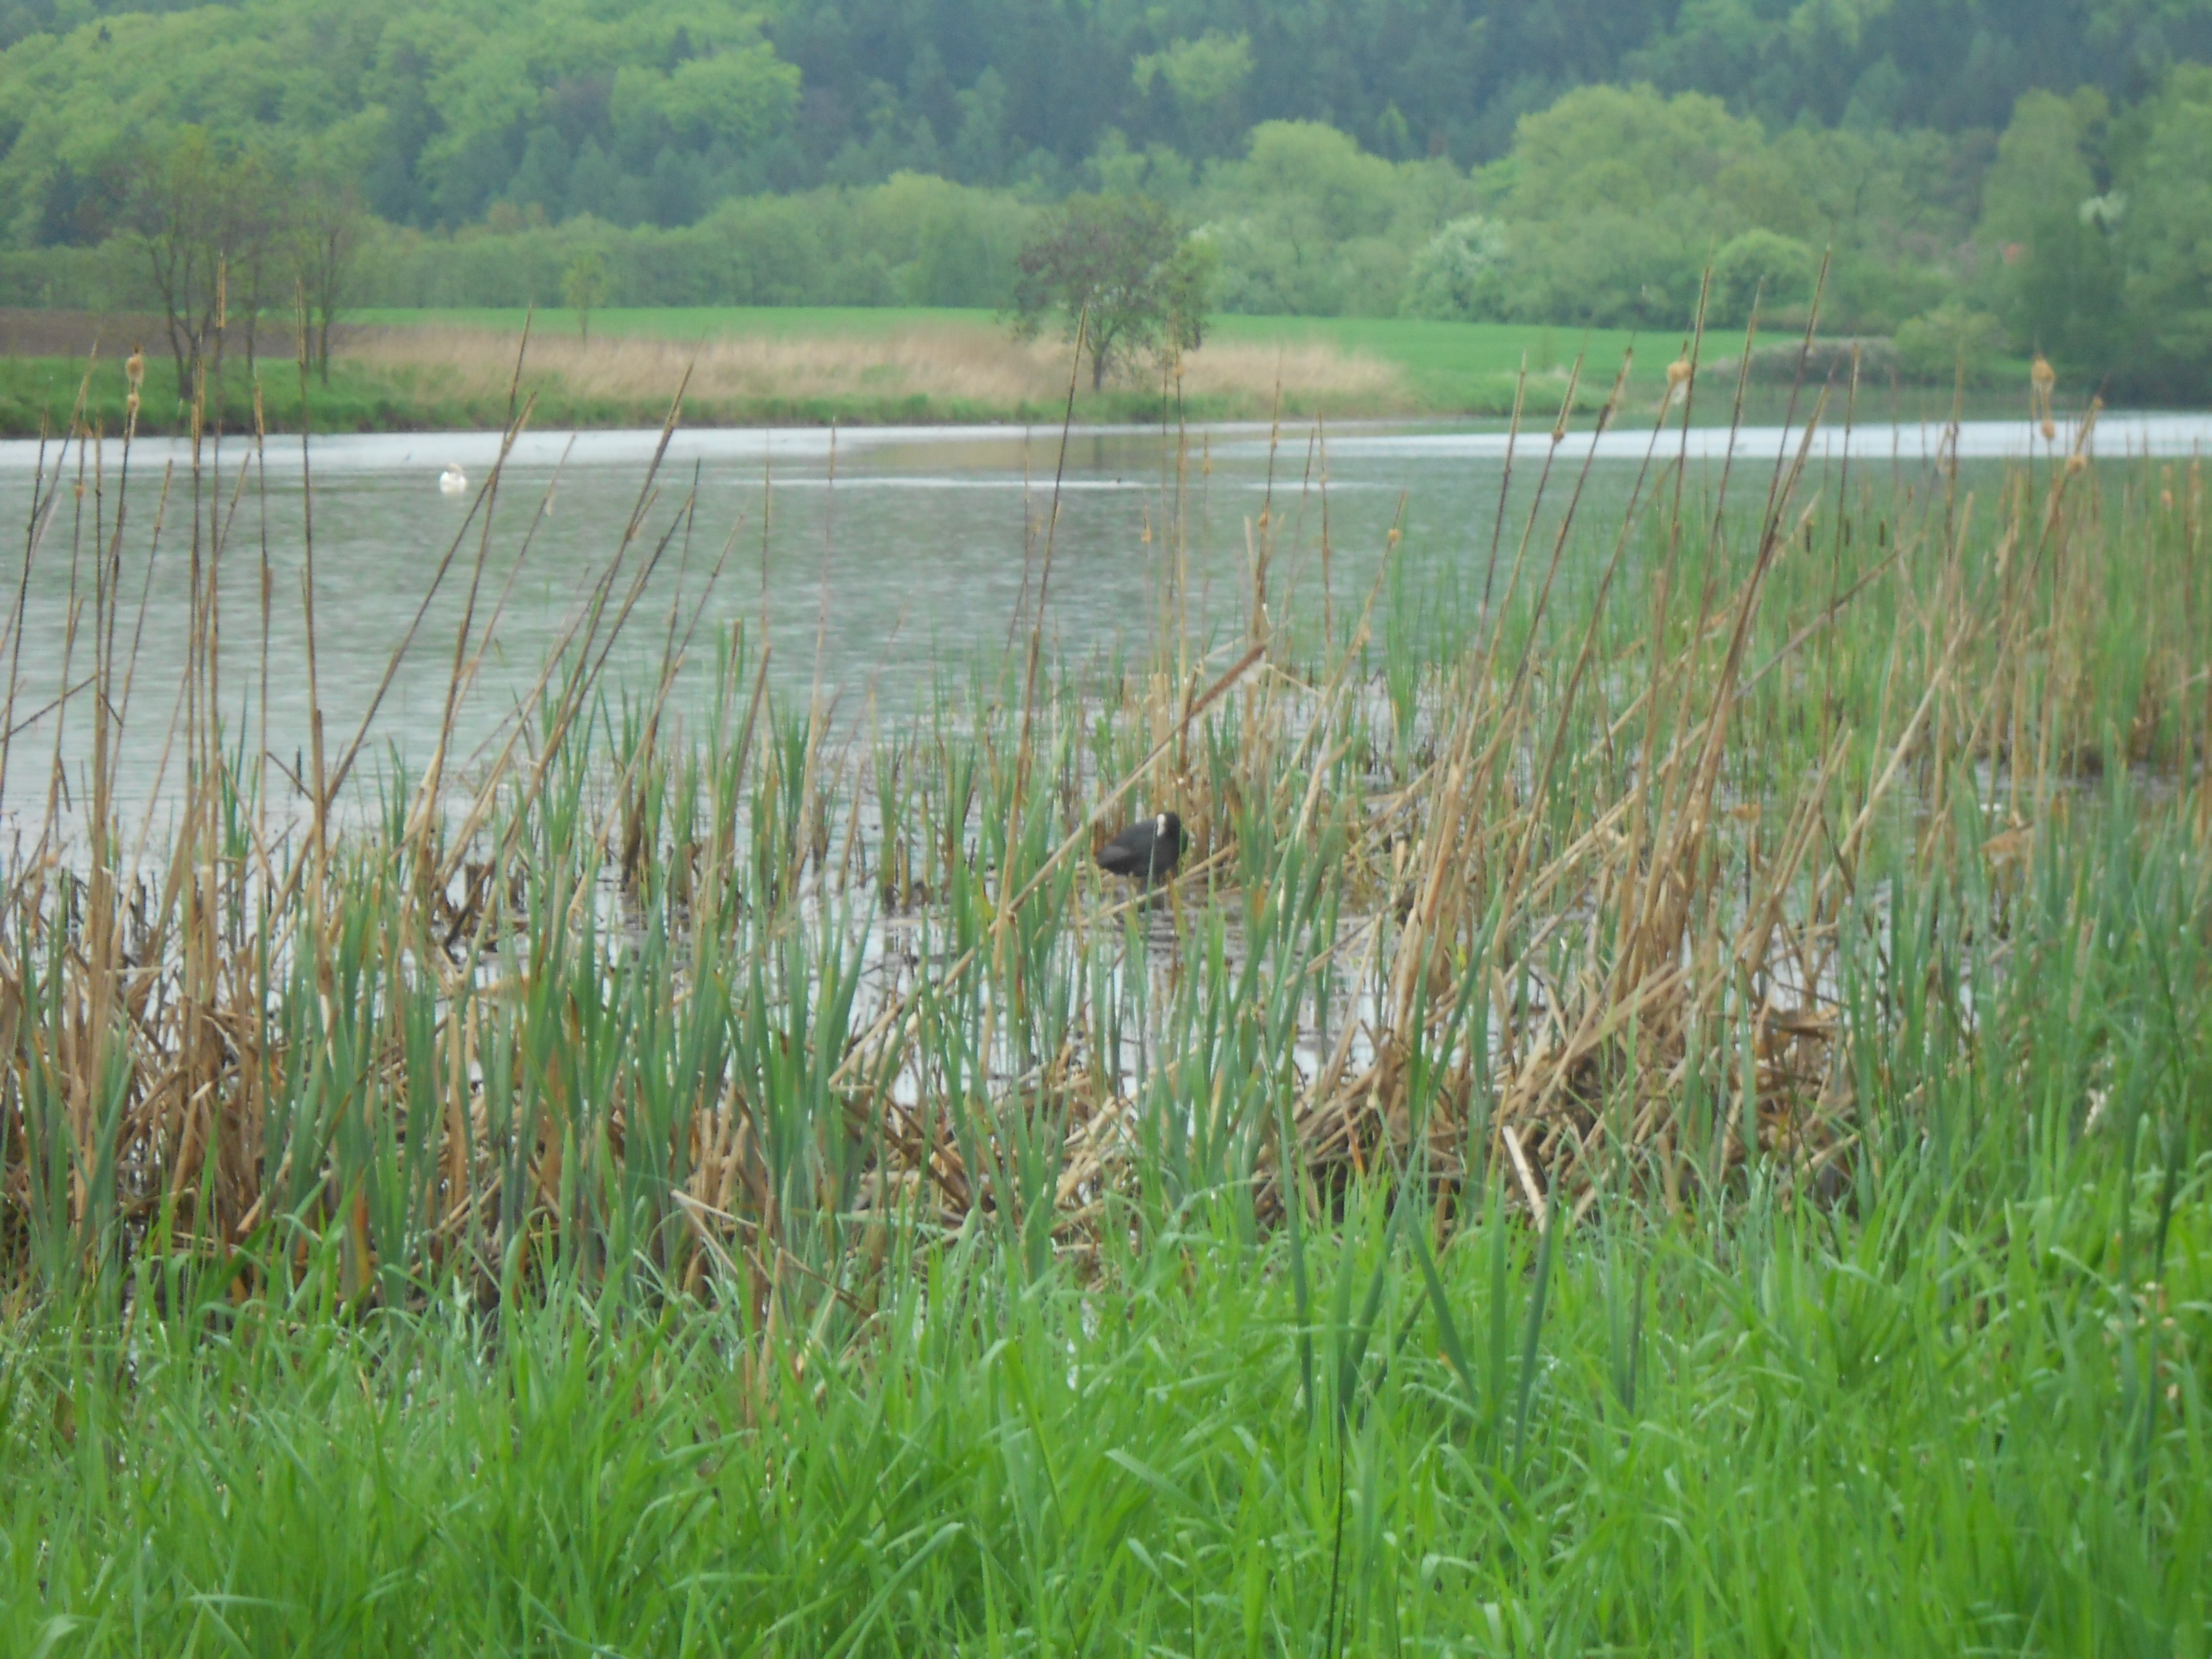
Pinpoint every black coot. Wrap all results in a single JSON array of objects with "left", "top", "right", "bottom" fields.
[{"left": 1097, "top": 811, "right": 1184, "bottom": 882}]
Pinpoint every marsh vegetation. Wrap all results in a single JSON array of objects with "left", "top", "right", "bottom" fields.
[{"left": 1, "top": 330, "right": 2207, "bottom": 1652}]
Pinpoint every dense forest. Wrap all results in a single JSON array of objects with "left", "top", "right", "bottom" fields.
[
  {"left": 2, "top": 1, "right": 2210, "bottom": 392},
  {"left": 3, "top": 0, "right": 2207, "bottom": 218}
]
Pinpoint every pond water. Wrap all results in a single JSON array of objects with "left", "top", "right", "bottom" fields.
[{"left": 1, "top": 411, "right": 2206, "bottom": 836}]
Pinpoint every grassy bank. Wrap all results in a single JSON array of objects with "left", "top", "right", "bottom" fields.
[
  {"left": 0, "top": 384, "right": 2207, "bottom": 1648},
  {"left": 5, "top": 308, "right": 2057, "bottom": 436}
]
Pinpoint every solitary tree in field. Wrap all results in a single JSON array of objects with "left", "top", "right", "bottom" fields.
[
  {"left": 1010, "top": 194, "right": 1212, "bottom": 390},
  {"left": 131, "top": 127, "right": 283, "bottom": 390},
  {"left": 562, "top": 251, "right": 608, "bottom": 343},
  {"left": 291, "top": 160, "right": 367, "bottom": 385}
]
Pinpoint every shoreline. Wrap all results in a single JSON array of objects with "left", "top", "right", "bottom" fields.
[
  {"left": 0, "top": 358, "right": 1261, "bottom": 440},
  {"left": 1, "top": 309, "right": 2093, "bottom": 440},
  {"left": 9, "top": 411, "right": 2202, "bottom": 476},
  {"left": 0, "top": 359, "right": 2074, "bottom": 441}
]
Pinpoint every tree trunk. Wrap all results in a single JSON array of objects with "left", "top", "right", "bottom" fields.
[{"left": 149, "top": 245, "right": 192, "bottom": 387}]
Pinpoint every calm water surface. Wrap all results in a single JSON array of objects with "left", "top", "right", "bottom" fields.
[{"left": 2, "top": 412, "right": 2205, "bottom": 833}]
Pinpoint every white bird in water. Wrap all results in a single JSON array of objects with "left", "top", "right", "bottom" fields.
[{"left": 438, "top": 464, "right": 467, "bottom": 495}]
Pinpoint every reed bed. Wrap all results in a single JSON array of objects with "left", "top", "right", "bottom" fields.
[
  {"left": 1, "top": 335, "right": 2208, "bottom": 1650},
  {"left": 1, "top": 344, "right": 2207, "bottom": 1310}
]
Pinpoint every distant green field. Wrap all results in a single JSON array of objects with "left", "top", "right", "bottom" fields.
[{"left": 1209, "top": 314, "right": 1648, "bottom": 406}]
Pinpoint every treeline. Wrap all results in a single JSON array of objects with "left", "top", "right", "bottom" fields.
[
  {"left": 4, "top": 1, "right": 2211, "bottom": 397},
  {"left": 13, "top": 77, "right": 2212, "bottom": 396},
  {"left": 3, "top": 0, "right": 2209, "bottom": 238}
]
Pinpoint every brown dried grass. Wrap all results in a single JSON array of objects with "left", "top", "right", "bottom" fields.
[{"left": 342, "top": 319, "right": 1406, "bottom": 413}]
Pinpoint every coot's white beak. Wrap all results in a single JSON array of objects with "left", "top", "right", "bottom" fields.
[{"left": 1156, "top": 813, "right": 1166, "bottom": 836}]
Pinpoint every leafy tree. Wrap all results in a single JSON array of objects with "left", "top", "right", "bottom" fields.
[
  {"left": 1708, "top": 228, "right": 1818, "bottom": 326},
  {"left": 1498, "top": 85, "right": 1765, "bottom": 220},
  {"left": 865, "top": 170, "right": 1033, "bottom": 306},
  {"left": 562, "top": 249, "right": 607, "bottom": 342},
  {"left": 1978, "top": 89, "right": 2126, "bottom": 370},
  {"left": 291, "top": 155, "right": 367, "bottom": 384},
  {"left": 1895, "top": 300, "right": 2010, "bottom": 383},
  {"left": 1010, "top": 194, "right": 1210, "bottom": 390},
  {"left": 2112, "top": 64, "right": 2212, "bottom": 395},
  {"left": 1492, "top": 209, "right": 1706, "bottom": 329},
  {"left": 948, "top": 68, "right": 1011, "bottom": 184},
  {"left": 652, "top": 41, "right": 801, "bottom": 150},
  {"left": 130, "top": 127, "right": 282, "bottom": 389},
  {"left": 1195, "top": 123, "right": 1471, "bottom": 316},
  {"left": 1979, "top": 89, "right": 2107, "bottom": 247},
  {"left": 1404, "top": 215, "right": 1507, "bottom": 319},
  {"left": 1132, "top": 30, "right": 1252, "bottom": 155}
]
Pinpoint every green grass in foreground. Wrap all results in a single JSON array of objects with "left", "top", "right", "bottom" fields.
[{"left": 5, "top": 1134, "right": 2207, "bottom": 1657}]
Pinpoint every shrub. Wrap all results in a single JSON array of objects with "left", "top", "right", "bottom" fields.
[
  {"left": 1404, "top": 216, "right": 1507, "bottom": 320},
  {"left": 1708, "top": 228, "right": 1816, "bottom": 326},
  {"left": 1894, "top": 302, "right": 2009, "bottom": 384}
]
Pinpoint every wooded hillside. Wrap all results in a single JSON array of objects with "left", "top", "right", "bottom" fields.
[{"left": 3, "top": 1, "right": 2209, "bottom": 394}]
